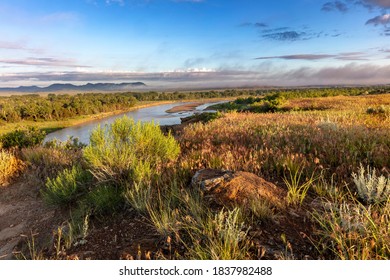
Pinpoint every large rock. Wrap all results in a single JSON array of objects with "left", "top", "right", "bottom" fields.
[{"left": 191, "top": 169, "right": 284, "bottom": 207}]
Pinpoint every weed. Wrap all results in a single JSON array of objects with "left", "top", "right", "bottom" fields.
[
  {"left": 352, "top": 164, "right": 390, "bottom": 204},
  {"left": 248, "top": 199, "right": 276, "bottom": 222},
  {"left": 313, "top": 200, "right": 390, "bottom": 259},
  {"left": 284, "top": 166, "right": 316, "bottom": 206},
  {"left": 312, "top": 174, "right": 346, "bottom": 203},
  {"left": 62, "top": 209, "right": 91, "bottom": 248},
  {"left": 16, "top": 232, "right": 45, "bottom": 260},
  {"left": 146, "top": 192, "right": 181, "bottom": 237},
  {"left": 183, "top": 207, "right": 251, "bottom": 260},
  {"left": 124, "top": 182, "right": 151, "bottom": 213},
  {"left": 277, "top": 233, "right": 295, "bottom": 260}
]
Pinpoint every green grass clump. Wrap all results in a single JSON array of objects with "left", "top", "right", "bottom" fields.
[
  {"left": 84, "top": 116, "right": 180, "bottom": 186},
  {"left": 284, "top": 165, "right": 316, "bottom": 206},
  {"left": 41, "top": 165, "right": 91, "bottom": 206}
]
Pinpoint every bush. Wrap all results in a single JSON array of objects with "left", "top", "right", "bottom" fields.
[
  {"left": 41, "top": 165, "right": 91, "bottom": 206},
  {"left": 183, "top": 112, "right": 223, "bottom": 124},
  {"left": 85, "top": 185, "right": 124, "bottom": 215},
  {"left": 366, "top": 106, "right": 389, "bottom": 116},
  {"left": 0, "top": 127, "right": 46, "bottom": 149},
  {"left": 83, "top": 116, "right": 180, "bottom": 186},
  {"left": 352, "top": 165, "right": 390, "bottom": 204},
  {"left": 0, "top": 149, "right": 24, "bottom": 186},
  {"left": 22, "top": 146, "right": 83, "bottom": 181}
]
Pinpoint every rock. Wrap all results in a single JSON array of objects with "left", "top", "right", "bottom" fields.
[
  {"left": 191, "top": 169, "right": 234, "bottom": 192},
  {"left": 191, "top": 169, "right": 284, "bottom": 207}
]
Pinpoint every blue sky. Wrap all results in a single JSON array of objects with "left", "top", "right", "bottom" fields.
[{"left": 0, "top": 0, "right": 390, "bottom": 88}]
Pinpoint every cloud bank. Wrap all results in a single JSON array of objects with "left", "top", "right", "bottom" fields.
[
  {"left": 2, "top": 63, "right": 389, "bottom": 87},
  {"left": 255, "top": 52, "right": 369, "bottom": 61}
]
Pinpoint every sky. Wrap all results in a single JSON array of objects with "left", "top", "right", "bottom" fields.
[{"left": 0, "top": 0, "right": 390, "bottom": 89}]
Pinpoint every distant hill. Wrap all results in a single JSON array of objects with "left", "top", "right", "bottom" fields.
[{"left": 0, "top": 82, "right": 146, "bottom": 93}]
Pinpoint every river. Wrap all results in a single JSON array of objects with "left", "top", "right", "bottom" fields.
[{"left": 44, "top": 100, "right": 225, "bottom": 144}]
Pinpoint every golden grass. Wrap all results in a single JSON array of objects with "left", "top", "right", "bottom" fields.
[
  {"left": 180, "top": 102, "right": 389, "bottom": 183},
  {"left": 0, "top": 149, "right": 24, "bottom": 186},
  {"left": 177, "top": 93, "right": 390, "bottom": 259}
]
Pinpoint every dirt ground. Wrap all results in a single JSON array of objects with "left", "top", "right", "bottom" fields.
[
  {"left": 0, "top": 168, "right": 318, "bottom": 260},
  {"left": 0, "top": 175, "right": 66, "bottom": 259},
  {"left": 1, "top": 121, "right": 319, "bottom": 260}
]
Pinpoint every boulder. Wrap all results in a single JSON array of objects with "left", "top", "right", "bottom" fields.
[{"left": 191, "top": 169, "right": 284, "bottom": 207}]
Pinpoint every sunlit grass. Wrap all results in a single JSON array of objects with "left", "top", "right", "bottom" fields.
[{"left": 0, "top": 149, "right": 24, "bottom": 186}]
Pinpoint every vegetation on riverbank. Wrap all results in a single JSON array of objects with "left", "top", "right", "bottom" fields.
[
  {"left": 0, "top": 88, "right": 389, "bottom": 260},
  {"left": 1, "top": 86, "right": 388, "bottom": 136}
]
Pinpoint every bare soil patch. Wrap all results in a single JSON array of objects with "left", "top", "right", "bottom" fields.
[
  {"left": 166, "top": 102, "right": 205, "bottom": 113},
  {"left": 0, "top": 175, "right": 66, "bottom": 259}
]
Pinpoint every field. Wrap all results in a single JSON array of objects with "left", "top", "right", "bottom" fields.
[{"left": 0, "top": 90, "right": 389, "bottom": 260}]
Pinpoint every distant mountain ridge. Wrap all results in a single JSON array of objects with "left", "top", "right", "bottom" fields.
[{"left": 0, "top": 82, "right": 146, "bottom": 93}]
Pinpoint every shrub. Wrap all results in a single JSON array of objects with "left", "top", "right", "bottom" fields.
[
  {"left": 44, "top": 136, "right": 86, "bottom": 150},
  {"left": 85, "top": 185, "right": 124, "bottom": 215},
  {"left": 0, "top": 149, "right": 24, "bottom": 186},
  {"left": 41, "top": 165, "right": 91, "bottom": 206},
  {"left": 83, "top": 116, "right": 180, "bottom": 186},
  {"left": 352, "top": 165, "right": 390, "bottom": 204},
  {"left": 366, "top": 106, "right": 389, "bottom": 117},
  {"left": 0, "top": 127, "right": 46, "bottom": 149},
  {"left": 184, "top": 111, "right": 223, "bottom": 124}
]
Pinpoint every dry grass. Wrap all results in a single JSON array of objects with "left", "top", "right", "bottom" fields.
[
  {"left": 0, "top": 149, "right": 24, "bottom": 186},
  {"left": 177, "top": 94, "right": 389, "bottom": 259},
  {"left": 7, "top": 93, "right": 390, "bottom": 260},
  {"left": 313, "top": 198, "right": 390, "bottom": 260},
  {"left": 21, "top": 146, "right": 83, "bottom": 181},
  {"left": 180, "top": 107, "right": 389, "bottom": 184}
]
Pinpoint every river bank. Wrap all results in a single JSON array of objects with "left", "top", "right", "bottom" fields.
[{"left": 0, "top": 98, "right": 230, "bottom": 136}]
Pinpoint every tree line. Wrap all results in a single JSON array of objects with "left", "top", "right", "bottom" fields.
[
  {"left": 0, "top": 93, "right": 137, "bottom": 123},
  {"left": 0, "top": 86, "right": 388, "bottom": 123}
]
